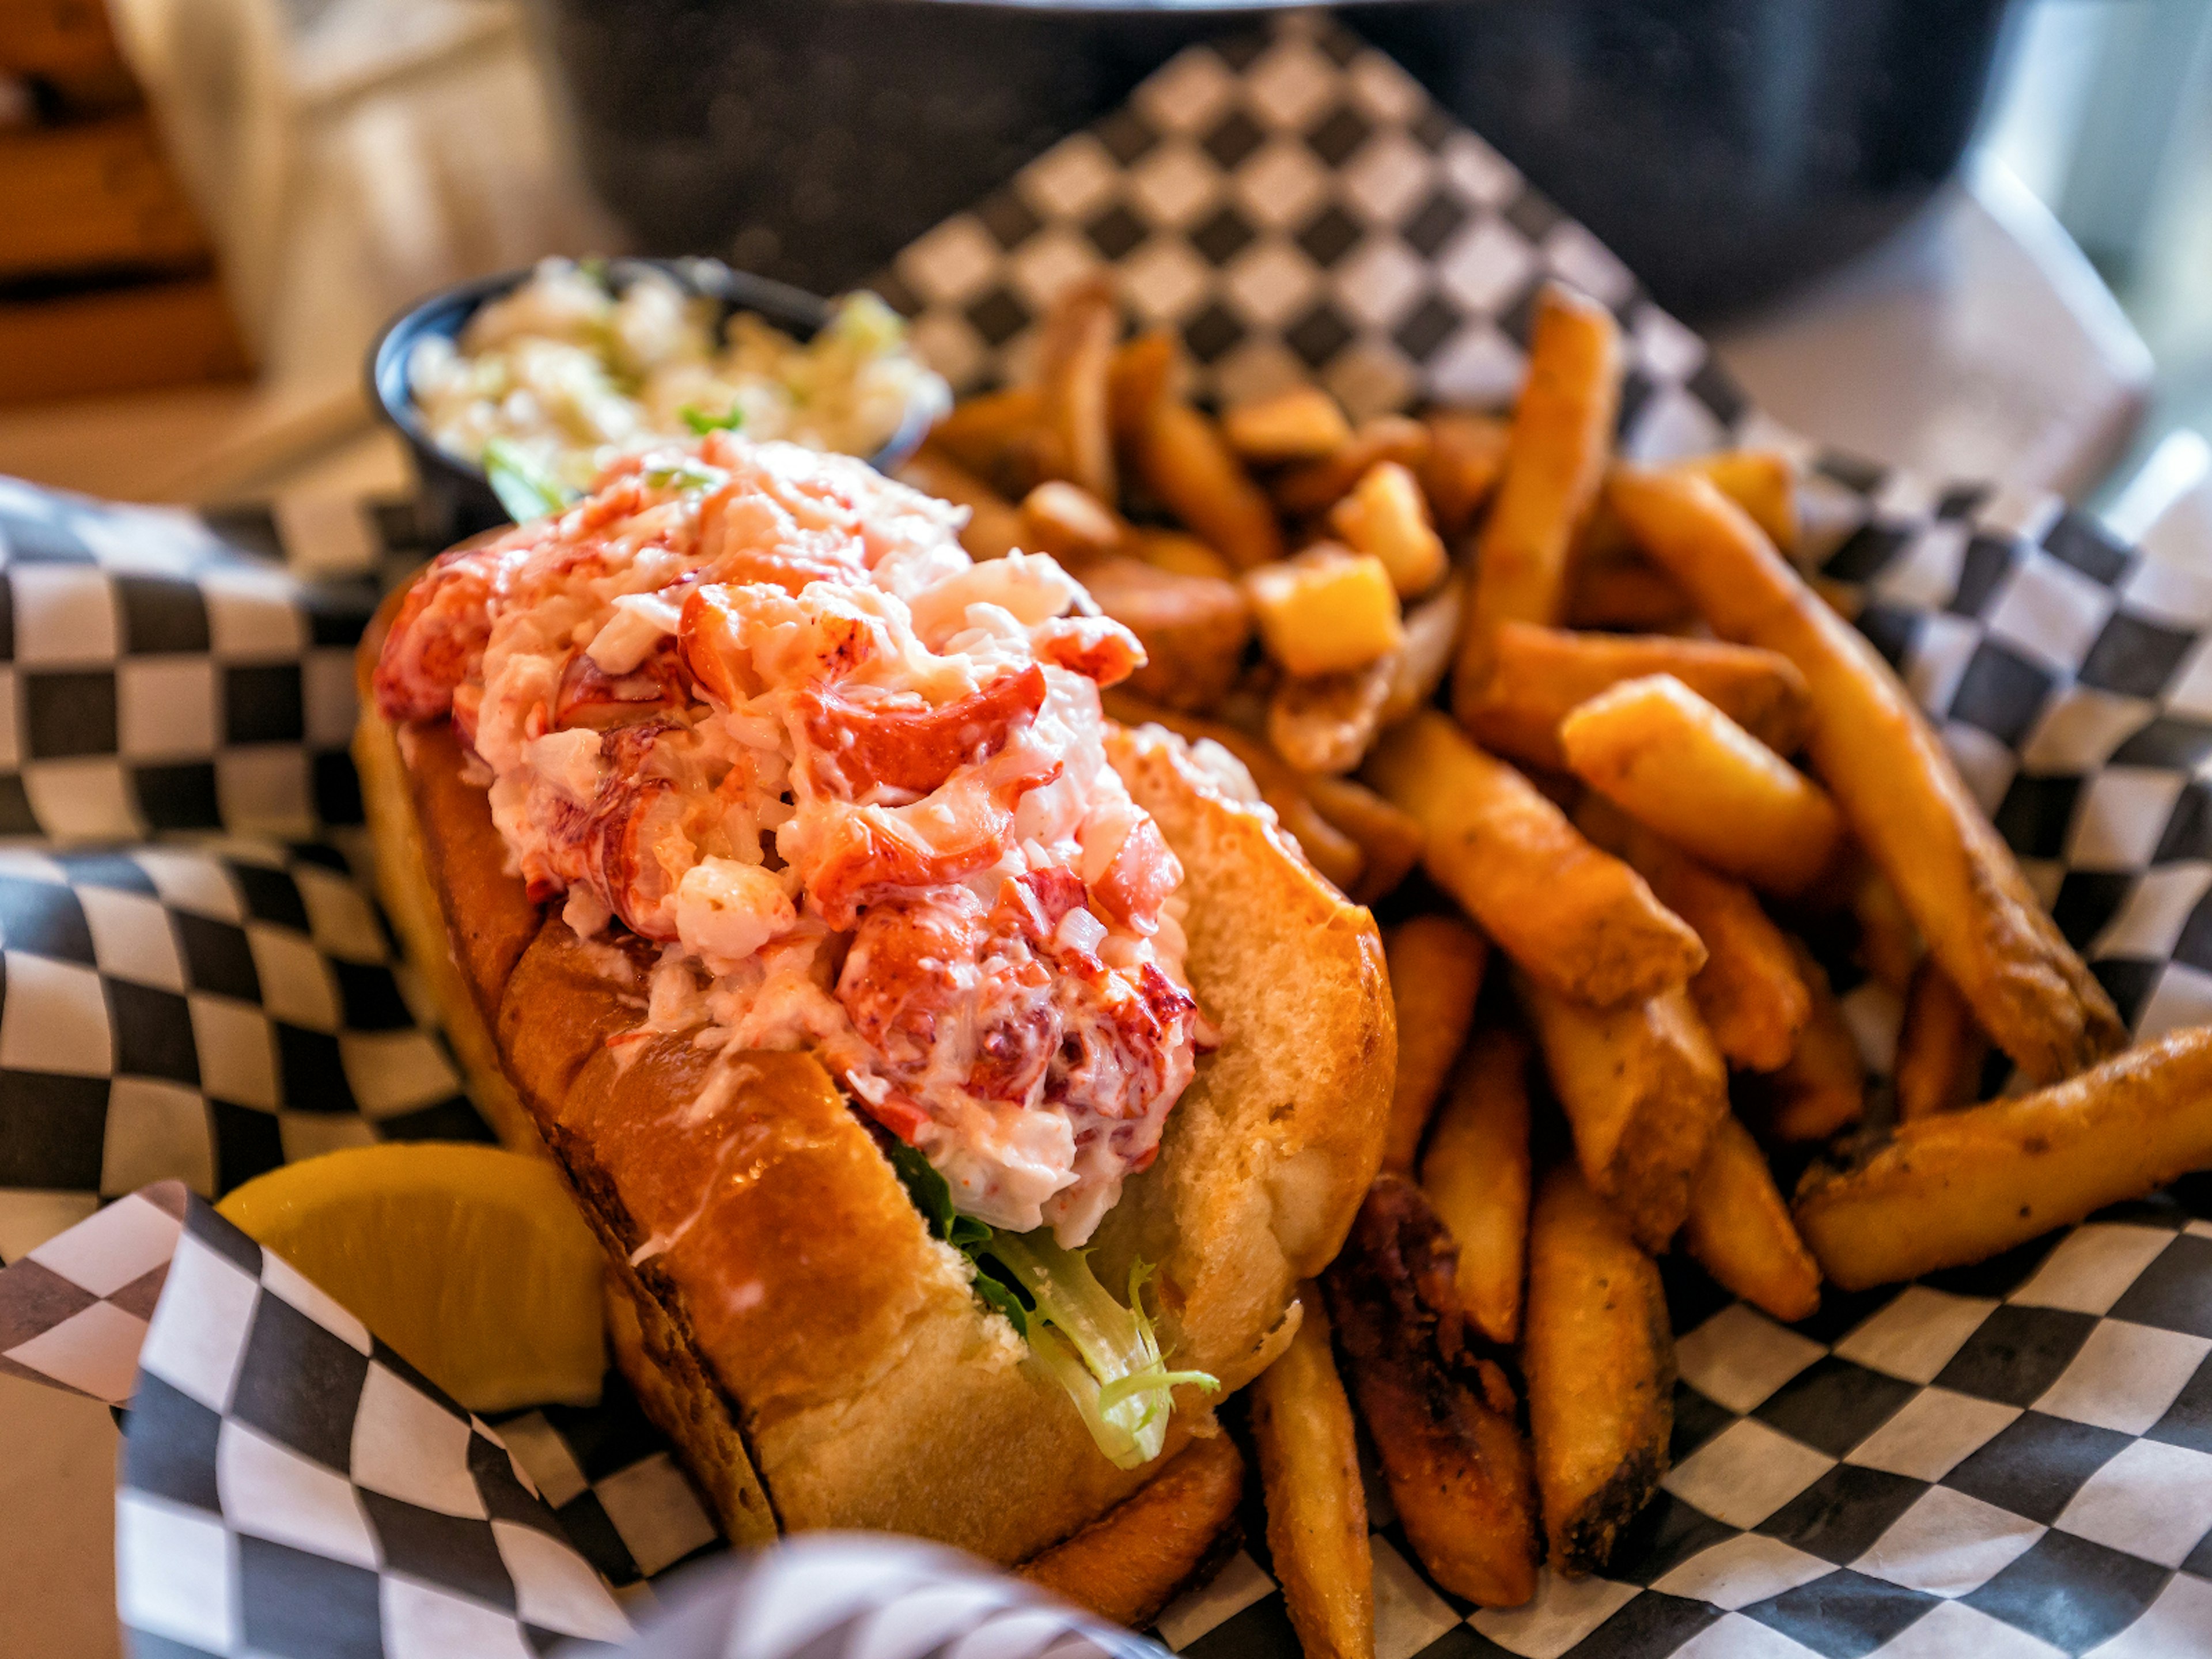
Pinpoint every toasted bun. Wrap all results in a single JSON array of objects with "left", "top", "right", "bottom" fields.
[{"left": 353, "top": 579, "right": 1393, "bottom": 1563}]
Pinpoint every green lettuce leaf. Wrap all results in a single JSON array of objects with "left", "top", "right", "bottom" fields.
[
  {"left": 884, "top": 1139, "right": 1215, "bottom": 1466},
  {"left": 480, "top": 437, "right": 575, "bottom": 524},
  {"left": 680, "top": 402, "right": 745, "bottom": 435}
]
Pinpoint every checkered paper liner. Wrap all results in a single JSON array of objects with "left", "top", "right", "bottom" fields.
[
  {"left": 3, "top": 6, "right": 2212, "bottom": 1654},
  {"left": 0, "top": 1186, "right": 1173, "bottom": 1659}
]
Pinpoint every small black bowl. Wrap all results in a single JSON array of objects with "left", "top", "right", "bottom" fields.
[{"left": 367, "top": 255, "right": 943, "bottom": 550}]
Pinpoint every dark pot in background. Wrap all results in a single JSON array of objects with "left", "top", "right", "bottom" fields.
[{"left": 525, "top": 0, "right": 2014, "bottom": 327}]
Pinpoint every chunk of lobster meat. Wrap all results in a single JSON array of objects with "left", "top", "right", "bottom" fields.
[
  {"left": 1031, "top": 615, "right": 1145, "bottom": 689},
  {"left": 799, "top": 664, "right": 1048, "bottom": 799},
  {"left": 991, "top": 866, "right": 1089, "bottom": 945},
  {"left": 525, "top": 721, "right": 702, "bottom": 939},
  {"left": 1052, "top": 959, "right": 1200, "bottom": 1124},
  {"left": 1088, "top": 815, "right": 1180, "bottom": 932},
  {"left": 808, "top": 747, "right": 1064, "bottom": 929},
  {"left": 698, "top": 476, "right": 873, "bottom": 595},
  {"left": 374, "top": 555, "right": 498, "bottom": 721},
  {"left": 838, "top": 890, "right": 1059, "bottom": 1107},
  {"left": 677, "top": 583, "right": 880, "bottom": 709},
  {"left": 553, "top": 638, "right": 695, "bottom": 730}
]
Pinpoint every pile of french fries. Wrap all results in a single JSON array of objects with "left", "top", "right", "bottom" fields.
[{"left": 911, "top": 277, "right": 2212, "bottom": 1649}]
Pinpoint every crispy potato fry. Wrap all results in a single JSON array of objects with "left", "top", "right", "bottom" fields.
[
  {"left": 1517, "top": 975, "right": 1730, "bottom": 1251},
  {"left": 1020, "top": 480, "right": 1129, "bottom": 562},
  {"left": 1851, "top": 862, "right": 1922, "bottom": 992},
  {"left": 1565, "top": 553, "right": 1698, "bottom": 631},
  {"left": 1251, "top": 1286, "right": 1373, "bottom": 1659},
  {"left": 1381, "top": 575, "right": 1465, "bottom": 725},
  {"left": 1271, "top": 657, "right": 1397, "bottom": 775},
  {"left": 1107, "top": 328, "right": 1179, "bottom": 447},
  {"left": 1079, "top": 556, "right": 1251, "bottom": 713},
  {"left": 1524, "top": 1164, "right": 1673, "bottom": 1577},
  {"left": 1225, "top": 385, "right": 1355, "bottom": 465},
  {"left": 1018, "top": 1432, "right": 1247, "bottom": 1627},
  {"left": 896, "top": 446, "right": 1027, "bottom": 562},
  {"left": 930, "top": 385, "right": 1052, "bottom": 494},
  {"left": 1421, "top": 1027, "right": 1533, "bottom": 1343},
  {"left": 1421, "top": 411, "right": 1512, "bottom": 537},
  {"left": 1465, "top": 622, "right": 1812, "bottom": 771},
  {"left": 1365, "top": 713, "right": 1705, "bottom": 1007},
  {"left": 1748, "top": 939, "right": 1865, "bottom": 1144},
  {"left": 1324, "top": 1179, "right": 1541, "bottom": 1608},
  {"left": 1104, "top": 694, "right": 1367, "bottom": 893},
  {"left": 1683, "top": 1113, "right": 1821, "bottom": 1321},
  {"left": 1579, "top": 800, "right": 1811, "bottom": 1073},
  {"left": 1895, "top": 956, "right": 1990, "bottom": 1122},
  {"left": 1795, "top": 1025, "right": 2212, "bottom": 1290},
  {"left": 1248, "top": 547, "right": 1405, "bottom": 676},
  {"left": 1131, "top": 527, "right": 1238, "bottom": 582},
  {"left": 1137, "top": 399, "right": 1285, "bottom": 571},
  {"left": 1303, "top": 772, "right": 1424, "bottom": 904},
  {"left": 1274, "top": 415, "right": 1432, "bottom": 517},
  {"left": 1331, "top": 461, "right": 1448, "bottom": 597},
  {"left": 1382, "top": 915, "right": 1490, "bottom": 1174},
  {"left": 1454, "top": 285, "right": 1622, "bottom": 704},
  {"left": 1606, "top": 466, "right": 2125, "bottom": 1081},
  {"left": 1034, "top": 278, "right": 1119, "bottom": 502},
  {"left": 1559, "top": 674, "right": 1845, "bottom": 897},
  {"left": 1578, "top": 450, "right": 1801, "bottom": 566}
]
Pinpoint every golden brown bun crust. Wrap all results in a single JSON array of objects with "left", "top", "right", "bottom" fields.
[{"left": 355, "top": 582, "right": 1393, "bottom": 1562}]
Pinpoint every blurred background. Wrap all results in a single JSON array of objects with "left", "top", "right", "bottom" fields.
[
  {"left": 3, "top": 4, "right": 2210, "bottom": 1655},
  {"left": 0, "top": 0, "right": 2206, "bottom": 516}
]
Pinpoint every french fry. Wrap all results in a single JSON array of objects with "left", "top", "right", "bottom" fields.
[
  {"left": 1579, "top": 800, "right": 1810, "bottom": 1073},
  {"left": 1559, "top": 673, "right": 1845, "bottom": 897},
  {"left": 1131, "top": 527, "right": 1238, "bottom": 583},
  {"left": 1365, "top": 713, "right": 1705, "bottom": 1007},
  {"left": 1248, "top": 547, "right": 1404, "bottom": 677},
  {"left": 1524, "top": 1163, "right": 1673, "bottom": 1577},
  {"left": 1465, "top": 622, "right": 1812, "bottom": 771},
  {"left": 1324, "top": 1179, "right": 1541, "bottom": 1608},
  {"left": 1271, "top": 657, "right": 1398, "bottom": 775},
  {"left": 930, "top": 385, "right": 1052, "bottom": 495},
  {"left": 1020, "top": 480, "right": 1129, "bottom": 562},
  {"left": 1034, "top": 277, "right": 1118, "bottom": 503},
  {"left": 1578, "top": 449, "right": 1801, "bottom": 566},
  {"left": 1331, "top": 461, "right": 1448, "bottom": 597},
  {"left": 1748, "top": 938, "right": 1865, "bottom": 1144},
  {"left": 1517, "top": 975, "right": 1729, "bottom": 1251},
  {"left": 1302, "top": 773, "right": 1423, "bottom": 904},
  {"left": 1795, "top": 1025, "right": 2212, "bottom": 1290},
  {"left": 1852, "top": 861, "right": 1922, "bottom": 992},
  {"left": 1421, "top": 1027, "right": 1533, "bottom": 1343},
  {"left": 1107, "top": 328, "right": 1179, "bottom": 447},
  {"left": 1018, "top": 1433, "right": 1248, "bottom": 1627},
  {"left": 1895, "top": 957, "right": 1990, "bottom": 1122},
  {"left": 1380, "top": 575, "right": 1465, "bottom": 724},
  {"left": 1682, "top": 1113, "right": 1821, "bottom": 1322},
  {"left": 1565, "top": 553, "right": 1698, "bottom": 631},
  {"left": 1136, "top": 399, "right": 1286, "bottom": 571},
  {"left": 1606, "top": 466, "right": 2126, "bottom": 1081},
  {"left": 1382, "top": 915, "right": 1490, "bottom": 1173},
  {"left": 1421, "top": 411, "right": 1511, "bottom": 537},
  {"left": 1453, "top": 284, "right": 1622, "bottom": 705},
  {"left": 897, "top": 446, "right": 1027, "bottom": 562},
  {"left": 1104, "top": 694, "right": 1367, "bottom": 893},
  {"left": 1225, "top": 385, "right": 1354, "bottom": 465},
  {"left": 1079, "top": 556, "right": 1252, "bottom": 714},
  {"left": 1274, "top": 415, "right": 1431, "bottom": 517},
  {"left": 1250, "top": 1286, "right": 1373, "bottom": 1659}
]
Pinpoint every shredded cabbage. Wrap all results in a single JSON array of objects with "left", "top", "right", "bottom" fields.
[{"left": 888, "top": 1141, "right": 1215, "bottom": 1468}]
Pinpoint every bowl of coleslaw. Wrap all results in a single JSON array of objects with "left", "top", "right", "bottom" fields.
[{"left": 369, "top": 255, "right": 951, "bottom": 546}]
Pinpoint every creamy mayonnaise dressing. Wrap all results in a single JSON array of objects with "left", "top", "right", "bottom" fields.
[{"left": 376, "top": 435, "right": 1208, "bottom": 1243}]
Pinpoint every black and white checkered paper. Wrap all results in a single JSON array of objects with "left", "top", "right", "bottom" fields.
[{"left": 6, "top": 7, "right": 2212, "bottom": 1654}]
